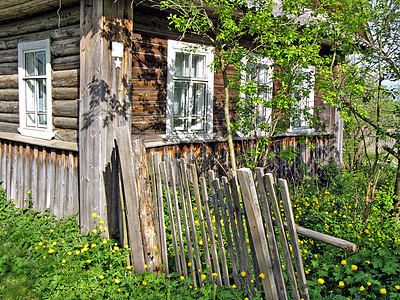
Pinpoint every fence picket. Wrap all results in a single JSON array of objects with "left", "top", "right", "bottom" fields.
[
  {"left": 200, "top": 176, "right": 221, "bottom": 285},
  {"left": 255, "top": 168, "right": 288, "bottom": 300},
  {"left": 190, "top": 164, "right": 213, "bottom": 285},
  {"left": 264, "top": 173, "right": 300, "bottom": 300},
  {"left": 169, "top": 161, "right": 187, "bottom": 276},
  {"left": 279, "top": 179, "right": 310, "bottom": 300}
]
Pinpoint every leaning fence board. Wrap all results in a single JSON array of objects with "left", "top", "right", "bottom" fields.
[
  {"left": 161, "top": 161, "right": 181, "bottom": 274},
  {"left": 153, "top": 153, "right": 168, "bottom": 273},
  {"left": 255, "top": 168, "right": 288, "bottom": 300},
  {"left": 237, "top": 168, "right": 278, "bottom": 300},
  {"left": 176, "top": 160, "right": 196, "bottom": 285},
  {"left": 279, "top": 178, "right": 310, "bottom": 300},
  {"left": 229, "top": 176, "right": 255, "bottom": 296},
  {"left": 180, "top": 159, "right": 203, "bottom": 286},
  {"left": 214, "top": 177, "right": 240, "bottom": 288},
  {"left": 209, "top": 175, "right": 230, "bottom": 286},
  {"left": 169, "top": 161, "right": 188, "bottom": 276},
  {"left": 264, "top": 173, "right": 301, "bottom": 300},
  {"left": 115, "top": 128, "right": 146, "bottom": 274},
  {"left": 190, "top": 164, "right": 213, "bottom": 285},
  {"left": 200, "top": 176, "right": 221, "bottom": 285}
]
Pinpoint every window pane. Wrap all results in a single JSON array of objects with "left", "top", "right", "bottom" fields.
[
  {"left": 173, "top": 82, "right": 188, "bottom": 130},
  {"left": 25, "top": 80, "right": 35, "bottom": 111},
  {"left": 37, "top": 79, "right": 46, "bottom": 112},
  {"left": 38, "top": 114, "right": 47, "bottom": 127},
  {"left": 27, "top": 113, "right": 36, "bottom": 127},
  {"left": 35, "top": 51, "right": 46, "bottom": 76},
  {"left": 175, "top": 53, "right": 189, "bottom": 77},
  {"left": 191, "top": 83, "right": 206, "bottom": 130},
  {"left": 192, "top": 55, "right": 205, "bottom": 78},
  {"left": 25, "top": 52, "right": 35, "bottom": 76}
]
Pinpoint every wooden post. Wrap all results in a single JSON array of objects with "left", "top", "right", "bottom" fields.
[
  {"left": 237, "top": 168, "right": 278, "bottom": 300},
  {"left": 79, "top": 0, "right": 133, "bottom": 232}
]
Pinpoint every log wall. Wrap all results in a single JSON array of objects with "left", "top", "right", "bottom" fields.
[
  {"left": 0, "top": 3, "right": 80, "bottom": 142},
  {"left": 0, "top": 137, "right": 79, "bottom": 219}
]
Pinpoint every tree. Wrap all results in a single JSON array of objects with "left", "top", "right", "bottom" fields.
[
  {"left": 159, "top": 0, "right": 331, "bottom": 173},
  {"left": 320, "top": 0, "right": 400, "bottom": 218}
]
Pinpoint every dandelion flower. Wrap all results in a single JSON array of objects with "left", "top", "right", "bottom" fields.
[
  {"left": 38, "top": 242, "right": 43, "bottom": 246},
  {"left": 201, "top": 274, "right": 206, "bottom": 281},
  {"left": 367, "top": 282, "right": 371, "bottom": 286},
  {"left": 318, "top": 278, "right": 324, "bottom": 284},
  {"left": 341, "top": 260, "right": 347, "bottom": 265},
  {"left": 125, "top": 245, "right": 129, "bottom": 249},
  {"left": 360, "top": 286, "right": 365, "bottom": 291},
  {"left": 351, "top": 265, "right": 358, "bottom": 271},
  {"left": 127, "top": 265, "right": 132, "bottom": 270},
  {"left": 50, "top": 229, "right": 54, "bottom": 233},
  {"left": 75, "top": 250, "right": 80, "bottom": 255},
  {"left": 62, "top": 259, "right": 66, "bottom": 264},
  {"left": 68, "top": 251, "right": 72, "bottom": 255},
  {"left": 92, "top": 213, "right": 97, "bottom": 218},
  {"left": 91, "top": 243, "right": 96, "bottom": 248},
  {"left": 259, "top": 273, "right": 266, "bottom": 279},
  {"left": 48, "top": 249, "right": 54, "bottom": 254},
  {"left": 232, "top": 285, "right": 236, "bottom": 289},
  {"left": 99, "top": 275, "right": 104, "bottom": 279},
  {"left": 99, "top": 220, "right": 104, "bottom": 225},
  {"left": 380, "top": 288, "right": 387, "bottom": 294},
  {"left": 241, "top": 271, "right": 246, "bottom": 277},
  {"left": 339, "top": 281, "right": 344, "bottom": 287},
  {"left": 142, "top": 281, "right": 147, "bottom": 285},
  {"left": 115, "top": 279, "right": 120, "bottom": 284},
  {"left": 92, "top": 229, "right": 97, "bottom": 234},
  {"left": 212, "top": 273, "right": 218, "bottom": 277},
  {"left": 144, "top": 264, "right": 148, "bottom": 269},
  {"left": 180, "top": 276, "right": 185, "bottom": 280},
  {"left": 102, "top": 239, "right": 107, "bottom": 244},
  {"left": 188, "top": 262, "right": 192, "bottom": 267},
  {"left": 395, "top": 285, "right": 400, "bottom": 290},
  {"left": 52, "top": 242, "right": 57, "bottom": 246},
  {"left": 86, "top": 259, "right": 91, "bottom": 264}
]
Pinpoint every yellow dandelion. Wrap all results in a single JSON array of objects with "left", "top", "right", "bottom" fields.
[
  {"left": 67, "top": 251, "right": 72, "bottom": 255},
  {"left": 50, "top": 229, "right": 54, "bottom": 233},
  {"left": 351, "top": 265, "right": 358, "bottom": 271},
  {"left": 318, "top": 278, "right": 324, "bottom": 284},
  {"left": 341, "top": 260, "right": 347, "bottom": 265},
  {"left": 127, "top": 265, "right": 132, "bottom": 270},
  {"left": 144, "top": 264, "right": 148, "bottom": 269},
  {"left": 125, "top": 245, "right": 129, "bottom": 249},
  {"left": 142, "top": 281, "right": 147, "bottom": 285},
  {"left": 201, "top": 274, "right": 206, "bottom": 281},
  {"left": 360, "top": 286, "right": 365, "bottom": 291},
  {"left": 102, "top": 239, "right": 107, "bottom": 244},
  {"left": 52, "top": 242, "right": 57, "bottom": 246},
  {"left": 395, "top": 285, "right": 400, "bottom": 290},
  {"left": 380, "top": 288, "right": 387, "bottom": 294},
  {"left": 115, "top": 279, "right": 120, "bottom": 284},
  {"left": 367, "top": 282, "right": 371, "bottom": 286},
  {"left": 48, "top": 249, "right": 54, "bottom": 254},
  {"left": 241, "top": 271, "right": 246, "bottom": 277},
  {"left": 75, "top": 250, "right": 80, "bottom": 255},
  {"left": 62, "top": 259, "right": 66, "bottom": 264},
  {"left": 92, "top": 229, "right": 97, "bottom": 234},
  {"left": 38, "top": 242, "right": 43, "bottom": 246},
  {"left": 180, "top": 276, "right": 185, "bottom": 280},
  {"left": 99, "top": 220, "right": 104, "bottom": 225},
  {"left": 259, "top": 273, "right": 266, "bottom": 279},
  {"left": 92, "top": 213, "right": 97, "bottom": 218},
  {"left": 232, "top": 285, "right": 236, "bottom": 289},
  {"left": 212, "top": 273, "right": 218, "bottom": 277},
  {"left": 99, "top": 275, "right": 104, "bottom": 279},
  {"left": 86, "top": 259, "right": 91, "bottom": 264},
  {"left": 339, "top": 281, "right": 344, "bottom": 287},
  {"left": 188, "top": 262, "right": 192, "bottom": 267}
]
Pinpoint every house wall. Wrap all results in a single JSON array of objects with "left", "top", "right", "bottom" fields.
[
  {"left": 0, "top": 2, "right": 80, "bottom": 142},
  {"left": 0, "top": 1, "right": 80, "bottom": 217}
]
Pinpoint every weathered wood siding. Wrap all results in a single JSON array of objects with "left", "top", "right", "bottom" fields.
[
  {"left": 146, "top": 134, "right": 332, "bottom": 180},
  {"left": 0, "top": 2, "right": 80, "bottom": 142},
  {"left": 0, "top": 138, "right": 79, "bottom": 219}
]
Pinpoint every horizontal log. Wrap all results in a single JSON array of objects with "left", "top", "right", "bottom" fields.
[
  {"left": 0, "top": 74, "right": 18, "bottom": 88},
  {"left": 0, "top": 101, "right": 18, "bottom": 113},
  {"left": 131, "top": 79, "right": 167, "bottom": 89},
  {"left": 52, "top": 37, "right": 80, "bottom": 57},
  {"left": 0, "top": 24, "right": 80, "bottom": 51},
  {"left": 132, "top": 67, "right": 166, "bottom": 81},
  {"left": 52, "top": 87, "right": 79, "bottom": 100},
  {"left": 132, "top": 33, "right": 168, "bottom": 48},
  {"left": 54, "top": 128, "right": 78, "bottom": 143},
  {"left": 52, "top": 55, "right": 79, "bottom": 71},
  {"left": 0, "top": 62, "right": 17, "bottom": 75},
  {"left": 0, "top": 48, "right": 17, "bottom": 64},
  {"left": 0, "top": 5, "right": 79, "bottom": 38},
  {"left": 131, "top": 91, "right": 166, "bottom": 100},
  {"left": 0, "top": 121, "right": 18, "bottom": 133},
  {"left": 53, "top": 116, "right": 78, "bottom": 129},
  {"left": 52, "top": 69, "right": 79, "bottom": 87},
  {"left": 0, "top": 112, "right": 18, "bottom": 123},
  {"left": 53, "top": 100, "right": 78, "bottom": 117},
  {"left": 132, "top": 53, "right": 167, "bottom": 69},
  {"left": 0, "top": 89, "right": 18, "bottom": 101}
]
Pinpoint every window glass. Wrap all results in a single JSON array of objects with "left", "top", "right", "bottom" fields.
[
  {"left": 192, "top": 55, "right": 205, "bottom": 78},
  {"left": 36, "top": 51, "right": 46, "bottom": 76},
  {"left": 175, "top": 52, "right": 190, "bottom": 77},
  {"left": 25, "top": 53, "right": 35, "bottom": 76},
  {"left": 191, "top": 83, "right": 206, "bottom": 130}
]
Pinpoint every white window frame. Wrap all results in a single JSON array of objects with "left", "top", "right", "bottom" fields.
[
  {"left": 288, "top": 66, "right": 315, "bottom": 134},
  {"left": 18, "top": 39, "right": 54, "bottom": 140},
  {"left": 237, "top": 56, "right": 273, "bottom": 138},
  {"left": 165, "top": 40, "right": 214, "bottom": 141}
]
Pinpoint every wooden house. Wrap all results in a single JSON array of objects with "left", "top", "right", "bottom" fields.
[{"left": 0, "top": 0, "right": 343, "bottom": 233}]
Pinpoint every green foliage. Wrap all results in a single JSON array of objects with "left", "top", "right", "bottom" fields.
[
  {"left": 0, "top": 188, "right": 250, "bottom": 299},
  {"left": 291, "top": 162, "right": 400, "bottom": 299}
]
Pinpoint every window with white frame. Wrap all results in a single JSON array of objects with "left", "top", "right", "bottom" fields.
[
  {"left": 290, "top": 66, "right": 315, "bottom": 133},
  {"left": 166, "top": 40, "right": 214, "bottom": 140},
  {"left": 237, "top": 57, "right": 273, "bottom": 137},
  {"left": 18, "top": 39, "right": 53, "bottom": 140}
]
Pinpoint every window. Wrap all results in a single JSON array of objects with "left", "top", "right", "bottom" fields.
[
  {"left": 289, "top": 66, "right": 315, "bottom": 133},
  {"left": 237, "top": 57, "right": 273, "bottom": 137},
  {"left": 18, "top": 39, "right": 53, "bottom": 140},
  {"left": 166, "top": 40, "right": 214, "bottom": 140}
]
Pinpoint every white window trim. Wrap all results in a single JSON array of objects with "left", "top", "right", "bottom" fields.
[
  {"left": 165, "top": 40, "right": 214, "bottom": 141},
  {"left": 288, "top": 66, "right": 315, "bottom": 134},
  {"left": 18, "top": 39, "right": 54, "bottom": 140},
  {"left": 237, "top": 56, "right": 273, "bottom": 138}
]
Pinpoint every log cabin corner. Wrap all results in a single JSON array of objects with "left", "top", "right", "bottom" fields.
[{"left": 0, "top": 0, "right": 343, "bottom": 234}]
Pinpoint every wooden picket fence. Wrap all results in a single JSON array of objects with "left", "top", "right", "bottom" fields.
[{"left": 146, "top": 152, "right": 356, "bottom": 299}]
